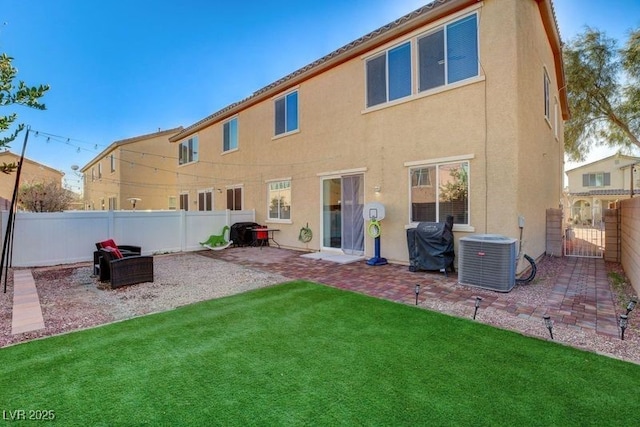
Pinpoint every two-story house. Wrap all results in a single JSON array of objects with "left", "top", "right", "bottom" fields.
[
  {"left": 565, "top": 154, "right": 640, "bottom": 226},
  {"left": 82, "top": 128, "right": 182, "bottom": 211},
  {"left": 168, "top": 0, "right": 567, "bottom": 267},
  {"left": 0, "top": 151, "right": 64, "bottom": 210}
]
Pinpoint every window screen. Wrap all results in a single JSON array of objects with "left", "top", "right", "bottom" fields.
[{"left": 447, "top": 14, "right": 478, "bottom": 84}]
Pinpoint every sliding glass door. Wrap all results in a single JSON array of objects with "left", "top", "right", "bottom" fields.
[{"left": 322, "top": 174, "right": 364, "bottom": 255}]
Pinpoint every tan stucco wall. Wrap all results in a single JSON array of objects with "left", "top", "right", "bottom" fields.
[
  {"left": 83, "top": 129, "right": 180, "bottom": 210},
  {"left": 0, "top": 152, "right": 64, "bottom": 203},
  {"left": 513, "top": 0, "right": 565, "bottom": 262},
  {"left": 172, "top": 0, "right": 565, "bottom": 267},
  {"left": 620, "top": 197, "right": 640, "bottom": 295}
]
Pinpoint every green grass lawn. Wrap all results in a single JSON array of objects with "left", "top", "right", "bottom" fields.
[{"left": 1, "top": 281, "right": 638, "bottom": 426}]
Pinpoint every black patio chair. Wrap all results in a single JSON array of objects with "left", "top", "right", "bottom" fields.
[{"left": 98, "top": 248, "right": 154, "bottom": 289}]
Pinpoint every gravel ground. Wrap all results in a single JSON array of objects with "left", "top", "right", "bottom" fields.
[
  {"left": 418, "top": 256, "right": 640, "bottom": 365},
  {"left": 0, "top": 253, "right": 287, "bottom": 348},
  {"left": 1, "top": 251, "right": 638, "bottom": 365}
]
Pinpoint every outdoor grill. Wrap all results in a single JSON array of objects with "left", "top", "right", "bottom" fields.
[{"left": 406, "top": 216, "right": 455, "bottom": 275}]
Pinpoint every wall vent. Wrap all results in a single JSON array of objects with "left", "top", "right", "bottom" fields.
[{"left": 458, "top": 234, "right": 517, "bottom": 292}]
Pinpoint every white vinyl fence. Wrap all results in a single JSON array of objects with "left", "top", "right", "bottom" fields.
[{"left": 0, "top": 209, "right": 255, "bottom": 267}]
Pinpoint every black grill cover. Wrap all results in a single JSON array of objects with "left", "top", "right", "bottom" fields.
[
  {"left": 406, "top": 216, "right": 455, "bottom": 273},
  {"left": 230, "top": 222, "right": 260, "bottom": 247}
]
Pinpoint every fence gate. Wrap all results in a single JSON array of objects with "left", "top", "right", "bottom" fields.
[{"left": 564, "top": 225, "right": 604, "bottom": 258}]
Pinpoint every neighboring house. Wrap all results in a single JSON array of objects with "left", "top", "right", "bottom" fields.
[
  {"left": 0, "top": 151, "right": 64, "bottom": 208},
  {"left": 81, "top": 128, "right": 182, "bottom": 211},
  {"left": 564, "top": 154, "right": 640, "bottom": 226},
  {"left": 167, "top": 0, "right": 567, "bottom": 267}
]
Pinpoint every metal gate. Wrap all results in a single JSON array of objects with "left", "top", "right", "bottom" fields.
[{"left": 564, "top": 225, "right": 604, "bottom": 258}]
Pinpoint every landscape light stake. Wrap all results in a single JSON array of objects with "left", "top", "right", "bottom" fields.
[
  {"left": 415, "top": 284, "right": 420, "bottom": 306},
  {"left": 543, "top": 315, "right": 554, "bottom": 340},
  {"left": 619, "top": 314, "right": 628, "bottom": 341},
  {"left": 626, "top": 298, "right": 637, "bottom": 315},
  {"left": 473, "top": 297, "right": 482, "bottom": 320}
]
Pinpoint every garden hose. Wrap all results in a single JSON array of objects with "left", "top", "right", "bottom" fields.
[
  {"left": 516, "top": 254, "right": 537, "bottom": 284},
  {"left": 299, "top": 223, "right": 313, "bottom": 243}
]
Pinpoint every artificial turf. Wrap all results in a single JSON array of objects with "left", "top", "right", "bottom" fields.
[{"left": 1, "top": 281, "right": 638, "bottom": 426}]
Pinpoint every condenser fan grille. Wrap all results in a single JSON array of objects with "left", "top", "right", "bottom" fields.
[{"left": 458, "top": 234, "right": 517, "bottom": 292}]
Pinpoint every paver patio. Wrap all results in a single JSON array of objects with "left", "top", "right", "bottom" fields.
[
  {"left": 200, "top": 246, "right": 621, "bottom": 338},
  {"left": 10, "top": 246, "right": 622, "bottom": 340}
]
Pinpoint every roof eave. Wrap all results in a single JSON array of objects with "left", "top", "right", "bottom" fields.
[
  {"left": 169, "top": 0, "right": 477, "bottom": 142},
  {"left": 80, "top": 127, "right": 183, "bottom": 172}
]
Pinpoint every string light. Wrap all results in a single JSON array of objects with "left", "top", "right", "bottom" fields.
[
  {"left": 32, "top": 130, "right": 107, "bottom": 154},
  {"left": 29, "top": 128, "right": 341, "bottom": 195},
  {"left": 32, "top": 128, "right": 339, "bottom": 170}
]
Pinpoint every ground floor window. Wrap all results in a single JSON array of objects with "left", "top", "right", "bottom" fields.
[
  {"left": 168, "top": 196, "right": 177, "bottom": 210},
  {"left": 198, "top": 189, "right": 213, "bottom": 211},
  {"left": 268, "top": 180, "right": 291, "bottom": 220},
  {"left": 409, "top": 160, "right": 469, "bottom": 225},
  {"left": 179, "top": 193, "right": 189, "bottom": 211},
  {"left": 227, "top": 186, "right": 242, "bottom": 211}
]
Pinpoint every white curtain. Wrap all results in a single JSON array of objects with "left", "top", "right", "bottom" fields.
[{"left": 341, "top": 175, "right": 364, "bottom": 255}]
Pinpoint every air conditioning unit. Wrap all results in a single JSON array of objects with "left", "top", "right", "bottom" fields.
[{"left": 458, "top": 234, "right": 518, "bottom": 292}]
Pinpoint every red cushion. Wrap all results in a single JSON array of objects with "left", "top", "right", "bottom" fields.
[
  {"left": 103, "top": 246, "right": 123, "bottom": 259},
  {"left": 99, "top": 239, "right": 118, "bottom": 249}
]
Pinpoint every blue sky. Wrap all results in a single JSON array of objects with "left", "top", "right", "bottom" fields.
[{"left": 2, "top": 0, "right": 640, "bottom": 192}]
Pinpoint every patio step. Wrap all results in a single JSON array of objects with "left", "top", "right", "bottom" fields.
[{"left": 11, "top": 270, "right": 45, "bottom": 335}]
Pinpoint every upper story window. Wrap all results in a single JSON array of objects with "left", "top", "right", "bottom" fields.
[
  {"left": 554, "top": 97, "right": 559, "bottom": 139},
  {"left": 98, "top": 163, "right": 102, "bottom": 179},
  {"left": 223, "top": 117, "right": 238, "bottom": 152},
  {"left": 366, "top": 42, "right": 412, "bottom": 107},
  {"left": 275, "top": 91, "right": 298, "bottom": 136},
  {"left": 365, "top": 13, "right": 479, "bottom": 108},
  {"left": 110, "top": 154, "right": 116, "bottom": 172},
  {"left": 179, "top": 136, "right": 198, "bottom": 165},
  {"left": 544, "top": 69, "right": 551, "bottom": 121},
  {"left": 268, "top": 180, "right": 291, "bottom": 221},
  {"left": 582, "top": 172, "right": 610, "bottom": 187},
  {"left": 418, "top": 14, "right": 478, "bottom": 92},
  {"left": 409, "top": 161, "right": 469, "bottom": 225},
  {"left": 91, "top": 168, "right": 95, "bottom": 182}
]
